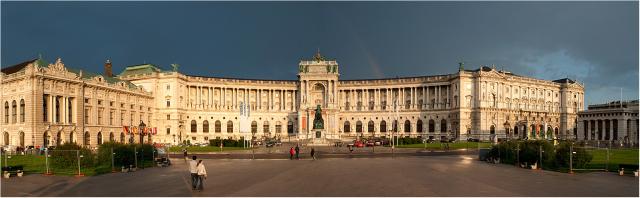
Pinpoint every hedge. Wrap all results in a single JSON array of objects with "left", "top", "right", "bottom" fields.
[
  {"left": 486, "top": 140, "right": 592, "bottom": 171},
  {"left": 209, "top": 137, "right": 247, "bottom": 147}
]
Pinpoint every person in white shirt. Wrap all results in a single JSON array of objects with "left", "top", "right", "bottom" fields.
[
  {"left": 189, "top": 156, "right": 198, "bottom": 190},
  {"left": 196, "top": 160, "right": 207, "bottom": 191}
]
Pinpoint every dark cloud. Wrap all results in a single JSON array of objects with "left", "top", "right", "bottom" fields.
[{"left": 1, "top": 1, "right": 637, "bottom": 105}]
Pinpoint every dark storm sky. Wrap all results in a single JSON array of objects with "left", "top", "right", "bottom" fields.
[{"left": 1, "top": 1, "right": 638, "bottom": 106}]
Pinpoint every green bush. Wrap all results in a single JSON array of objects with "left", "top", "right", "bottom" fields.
[
  {"left": 554, "top": 141, "right": 592, "bottom": 169},
  {"left": 486, "top": 140, "right": 592, "bottom": 171},
  {"left": 50, "top": 142, "right": 95, "bottom": 169},
  {"left": 96, "top": 142, "right": 154, "bottom": 169},
  {"left": 210, "top": 137, "right": 246, "bottom": 147}
]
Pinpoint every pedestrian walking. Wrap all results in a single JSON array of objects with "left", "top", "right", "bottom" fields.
[
  {"left": 295, "top": 145, "right": 300, "bottom": 160},
  {"left": 289, "top": 147, "right": 295, "bottom": 160},
  {"left": 349, "top": 145, "right": 354, "bottom": 154},
  {"left": 183, "top": 149, "right": 188, "bottom": 161},
  {"left": 311, "top": 148, "right": 316, "bottom": 160},
  {"left": 189, "top": 156, "right": 198, "bottom": 190},
  {"left": 196, "top": 160, "right": 207, "bottom": 191}
]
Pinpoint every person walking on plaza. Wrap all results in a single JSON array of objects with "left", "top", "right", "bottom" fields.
[
  {"left": 183, "top": 149, "right": 188, "bottom": 161},
  {"left": 189, "top": 156, "right": 198, "bottom": 190},
  {"left": 289, "top": 147, "right": 295, "bottom": 160},
  {"left": 295, "top": 145, "right": 300, "bottom": 160},
  {"left": 196, "top": 160, "right": 207, "bottom": 191},
  {"left": 310, "top": 148, "right": 316, "bottom": 160}
]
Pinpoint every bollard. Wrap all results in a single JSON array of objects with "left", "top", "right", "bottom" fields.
[
  {"left": 134, "top": 147, "right": 138, "bottom": 169},
  {"left": 111, "top": 147, "right": 116, "bottom": 173},
  {"left": 76, "top": 150, "right": 84, "bottom": 177},
  {"left": 45, "top": 149, "right": 52, "bottom": 175},
  {"left": 569, "top": 144, "right": 574, "bottom": 174}
]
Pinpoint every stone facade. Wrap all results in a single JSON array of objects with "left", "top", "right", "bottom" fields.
[
  {"left": 577, "top": 100, "right": 639, "bottom": 144},
  {"left": 1, "top": 58, "right": 153, "bottom": 149},
  {"left": 119, "top": 52, "right": 584, "bottom": 145},
  {"left": 1, "top": 52, "right": 585, "bottom": 147}
]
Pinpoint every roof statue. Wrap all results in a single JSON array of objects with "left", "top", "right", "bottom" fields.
[
  {"left": 313, "top": 48, "right": 325, "bottom": 62},
  {"left": 458, "top": 60, "right": 465, "bottom": 71},
  {"left": 171, "top": 63, "right": 179, "bottom": 72}
]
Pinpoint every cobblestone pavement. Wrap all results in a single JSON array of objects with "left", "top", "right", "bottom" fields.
[{"left": 2, "top": 155, "right": 638, "bottom": 197}]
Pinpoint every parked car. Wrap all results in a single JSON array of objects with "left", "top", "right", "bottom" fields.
[
  {"left": 354, "top": 140, "right": 365, "bottom": 148},
  {"left": 467, "top": 138, "right": 480, "bottom": 142},
  {"left": 366, "top": 140, "right": 375, "bottom": 147}
]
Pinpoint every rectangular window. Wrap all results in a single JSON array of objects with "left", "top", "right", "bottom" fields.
[
  {"left": 166, "top": 100, "right": 171, "bottom": 107},
  {"left": 109, "top": 111, "right": 114, "bottom": 125},
  {"left": 98, "top": 100, "right": 102, "bottom": 105},
  {"left": 98, "top": 108, "right": 103, "bottom": 125},
  {"left": 54, "top": 97, "right": 60, "bottom": 123},
  {"left": 84, "top": 108, "right": 90, "bottom": 124},
  {"left": 68, "top": 98, "right": 73, "bottom": 123},
  {"left": 167, "top": 114, "right": 170, "bottom": 120},
  {"left": 120, "top": 112, "right": 125, "bottom": 126},
  {"left": 166, "top": 128, "right": 171, "bottom": 135},
  {"left": 110, "top": 101, "right": 114, "bottom": 107},
  {"left": 43, "top": 94, "right": 49, "bottom": 122}
]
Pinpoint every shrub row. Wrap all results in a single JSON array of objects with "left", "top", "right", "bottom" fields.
[
  {"left": 48, "top": 142, "right": 156, "bottom": 174},
  {"left": 486, "top": 140, "right": 592, "bottom": 170},
  {"left": 209, "top": 138, "right": 247, "bottom": 147}
]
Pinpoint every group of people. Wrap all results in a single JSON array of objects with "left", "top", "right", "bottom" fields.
[
  {"left": 288, "top": 145, "right": 317, "bottom": 160},
  {"left": 188, "top": 156, "right": 208, "bottom": 191}
]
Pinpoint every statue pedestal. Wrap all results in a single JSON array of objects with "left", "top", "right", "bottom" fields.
[{"left": 309, "top": 129, "right": 329, "bottom": 146}]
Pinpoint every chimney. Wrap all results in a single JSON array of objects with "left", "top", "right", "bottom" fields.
[{"left": 104, "top": 59, "right": 113, "bottom": 77}]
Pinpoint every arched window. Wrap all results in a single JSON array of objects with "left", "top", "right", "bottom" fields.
[
  {"left": 120, "top": 132, "right": 125, "bottom": 143},
  {"left": 368, "top": 121, "right": 375, "bottom": 133},
  {"left": 251, "top": 121, "right": 257, "bottom": 133},
  {"left": 97, "top": 132, "right": 103, "bottom": 145},
  {"left": 227, "top": 121, "right": 234, "bottom": 133},
  {"left": 263, "top": 121, "right": 270, "bottom": 133},
  {"left": 490, "top": 125, "right": 495, "bottom": 135},
  {"left": 404, "top": 120, "right": 411, "bottom": 133},
  {"left": 84, "top": 132, "right": 90, "bottom": 146},
  {"left": 70, "top": 132, "right": 75, "bottom": 143},
  {"left": 19, "top": 99, "right": 25, "bottom": 123},
  {"left": 4, "top": 102, "right": 8, "bottom": 123},
  {"left": 11, "top": 100, "right": 17, "bottom": 123},
  {"left": 203, "top": 120, "right": 209, "bottom": 133},
  {"left": 287, "top": 121, "right": 294, "bottom": 133},
  {"left": 356, "top": 121, "right": 363, "bottom": 133},
  {"left": 276, "top": 121, "right": 282, "bottom": 133},
  {"left": 429, "top": 119, "right": 435, "bottom": 133},
  {"left": 380, "top": 121, "right": 387, "bottom": 132},
  {"left": 190, "top": 120, "right": 197, "bottom": 133},
  {"left": 344, "top": 121, "right": 351, "bottom": 133},
  {"left": 19, "top": 132, "right": 25, "bottom": 147},
  {"left": 215, "top": 120, "right": 221, "bottom": 133},
  {"left": 554, "top": 127, "right": 559, "bottom": 138},
  {"left": 3, "top": 132, "right": 9, "bottom": 146},
  {"left": 109, "top": 132, "right": 114, "bottom": 142},
  {"left": 440, "top": 119, "right": 447, "bottom": 132},
  {"left": 417, "top": 120, "right": 423, "bottom": 133}
]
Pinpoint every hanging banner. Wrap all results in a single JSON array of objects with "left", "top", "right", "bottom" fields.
[{"left": 123, "top": 126, "right": 130, "bottom": 134}]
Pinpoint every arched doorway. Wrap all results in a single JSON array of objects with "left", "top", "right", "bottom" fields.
[
  {"left": 490, "top": 125, "right": 495, "bottom": 135},
  {"left": 3, "top": 132, "right": 9, "bottom": 146},
  {"left": 514, "top": 125, "right": 519, "bottom": 138},
  {"left": 69, "top": 132, "right": 75, "bottom": 144},
  {"left": 97, "top": 132, "right": 103, "bottom": 145},
  {"left": 343, "top": 121, "right": 351, "bottom": 133},
  {"left": 19, "top": 132, "right": 24, "bottom": 147},
  {"left": 380, "top": 121, "right": 387, "bottom": 133},
  {"left": 110, "top": 132, "right": 114, "bottom": 142},
  {"left": 404, "top": 120, "right": 411, "bottom": 133},
  {"left": 84, "top": 132, "right": 90, "bottom": 146},
  {"left": 56, "top": 131, "right": 62, "bottom": 146}
]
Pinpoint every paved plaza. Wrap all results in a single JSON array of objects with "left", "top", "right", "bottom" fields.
[{"left": 2, "top": 155, "right": 638, "bottom": 197}]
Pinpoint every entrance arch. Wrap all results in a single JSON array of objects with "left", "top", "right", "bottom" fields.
[{"left": 3, "top": 132, "right": 9, "bottom": 146}]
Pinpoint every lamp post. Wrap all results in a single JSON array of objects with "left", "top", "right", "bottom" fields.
[{"left": 138, "top": 120, "right": 146, "bottom": 169}]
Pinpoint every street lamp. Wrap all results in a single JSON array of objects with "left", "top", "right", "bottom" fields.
[{"left": 138, "top": 120, "right": 146, "bottom": 169}]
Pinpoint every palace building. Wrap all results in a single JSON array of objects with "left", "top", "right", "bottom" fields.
[{"left": 1, "top": 51, "right": 585, "bottom": 148}]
